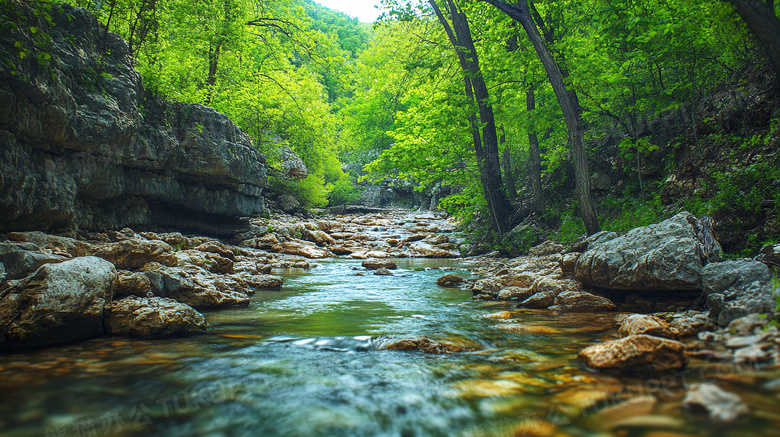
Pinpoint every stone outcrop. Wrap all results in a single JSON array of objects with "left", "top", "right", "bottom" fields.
[
  {"left": 0, "top": 256, "right": 116, "bottom": 347},
  {"left": 574, "top": 213, "right": 721, "bottom": 291},
  {"left": 105, "top": 296, "right": 207, "bottom": 339},
  {"left": 0, "top": 3, "right": 267, "bottom": 237}
]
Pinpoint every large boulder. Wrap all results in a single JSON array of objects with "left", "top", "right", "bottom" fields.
[
  {"left": 0, "top": 242, "right": 67, "bottom": 280},
  {"left": 105, "top": 296, "right": 207, "bottom": 339},
  {"left": 0, "top": 257, "right": 116, "bottom": 347},
  {"left": 702, "top": 259, "right": 772, "bottom": 295},
  {"left": 114, "top": 270, "right": 152, "bottom": 298},
  {"left": 574, "top": 213, "right": 721, "bottom": 291},
  {"left": 142, "top": 265, "right": 250, "bottom": 309},
  {"left": 616, "top": 314, "right": 676, "bottom": 339},
  {"left": 95, "top": 239, "right": 178, "bottom": 270},
  {"left": 703, "top": 259, "right": 777, "bottom": 326},
  {"left": 578, "top": 335, "right": 688, "bottom": 374},
  {"left": 756, "top": 243, "right": 780, "bottom": 268},
  {"left": 6, "top": 231, "right": 95, "bottom": 257}
]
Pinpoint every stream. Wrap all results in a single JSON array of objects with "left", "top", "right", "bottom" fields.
[{"left": 2, "top": 244, "right": 780, "bottom": 436}]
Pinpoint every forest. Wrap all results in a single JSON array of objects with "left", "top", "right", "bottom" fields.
[{"left": 24, "top": 0, "right": 776, "bottom": 257}]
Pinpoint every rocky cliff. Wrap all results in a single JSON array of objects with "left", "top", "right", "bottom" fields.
[{"left": 0, "top": 2, "right": 267, "bottom": 237}]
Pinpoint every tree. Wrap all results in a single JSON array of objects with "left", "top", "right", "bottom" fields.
[
  {"left": 429, "top": 0, "right": 515, "bottom": 234},
  {"left": 728, "top": 0, "right": 780, "bottom": 79},
  {"left": 483, "top": 0, "right": 601, "bottom": 235}
]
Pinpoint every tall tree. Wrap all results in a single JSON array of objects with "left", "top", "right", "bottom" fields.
[
  {"left": 728, "top": 0, "right": 780, "bottom": 79},
  {"left": 483, "top": 0, "right": 601, "bottom": 235},
  {"left": 428, "top": 0, "right": 515, "bottom": 234}
]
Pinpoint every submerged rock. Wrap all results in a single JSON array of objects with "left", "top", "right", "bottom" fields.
[
  {"left": 578, "top": 335, "right": 687, "bottom": 374},
  {"left": 574, "top": 213, "right": 721, "bottom": 291},
  {"left": 382, "top": 338, "right": 469, "bottom": 354},
  {"left": 437, "top": 274, "right": 464, "bottom": 287},
  {"left": 105, "top": 296, "right": 207, "bottom": 339},
  {"left": 0, "top": 257, "right": 116, "bottom": 347},
  {"left": 363, "top": 259, "right": 397, "bottom": 270},
  {"left": 683, "top": 383, "right": 749, "bottom": 422}
]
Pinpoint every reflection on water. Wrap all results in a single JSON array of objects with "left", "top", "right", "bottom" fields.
[{"left": 1, "top": 258, "right": 779, "bottom": 436}]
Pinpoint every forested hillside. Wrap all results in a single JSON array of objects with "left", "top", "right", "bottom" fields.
[{"left": 22, "top": 0, "right": 779, "bottom": 256}]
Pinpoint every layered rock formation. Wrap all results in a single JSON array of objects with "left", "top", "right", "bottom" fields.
[{"left": 0, "top": 3, "right": 267, "bottom": 237}]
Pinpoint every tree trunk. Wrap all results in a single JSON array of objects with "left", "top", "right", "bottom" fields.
[
  {"left": 501, "top": 133, "right": 518, "bottom": 203},
  {"left": 429, "top": 0, "right": 515, "bottom": 234},
  {"left": 729, "top": 0, "right": 780, "bottom": 79},
  {"left": 484, "top": 0, "right": 601, "bottom": 235},
  {"left": 526, "top": 84, "right": 544, "bottom": 213}
]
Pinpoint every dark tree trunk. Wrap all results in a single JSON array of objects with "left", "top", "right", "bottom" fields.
[
  {"left": 429, "top": 0, "right": 515, "bottom": 234},
  {"left": 526, "top": 84, "right": 544, "bottom": 213},
  {"left": 729, "top": 0, "right": 780, "bottom": 79},
  {"left": 501, "top": 134, "right": 518, "bottom": 203},
  {"left": 484, "top": 0, "right": 601, "bottom": 235}
]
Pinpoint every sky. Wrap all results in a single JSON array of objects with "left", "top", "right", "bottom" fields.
[{"left": 315, "top": 0, "right": 386, "bottom": 23}]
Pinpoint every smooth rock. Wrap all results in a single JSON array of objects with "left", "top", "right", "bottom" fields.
[
  {"left": 518, "top": 289, "right": 561, "bottom": 309},
  {"left": 0, "top": 257, "right": 116, "bottom": 346},
  {"left": 578, "top": 335, "right": 688, "bottom": 373},
  {"left": 105, "top": 296, "right": 207, "bottom": 338},
  {"left": 683, "top": 383, "right": 748, "bottom": 422},
  {"left": 374, "top": 267, "right": 392, "bottom": 276},
  {"left": 549, "top": 291, "right": 617, "bottom": 313},
  {"left": 617, "top": 314, "right": 676, "bottom": 339},
  {"left": 363, "top": 259, "right": 397, "bottom": 270},
  {"left": 437, "top": 274, "right": 464, "bottom": 287},
  {"left": 702, "top": 259, "right": 771, "bottom": 295},
  {"left": 574, "top": 213, "right": 721, "bottom": 291}
]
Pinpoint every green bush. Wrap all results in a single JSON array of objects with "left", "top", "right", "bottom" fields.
[{"left": 327, "top": 173, "right": 361, "bottom": 206}]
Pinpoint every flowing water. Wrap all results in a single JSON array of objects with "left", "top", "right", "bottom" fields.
[{"left": 2, "top": 258, "right": 780, "bottom": 437}]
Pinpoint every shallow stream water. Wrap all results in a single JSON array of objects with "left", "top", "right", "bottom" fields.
[{"left": 2, "top": 257, "right": 780, "bottom": 437}]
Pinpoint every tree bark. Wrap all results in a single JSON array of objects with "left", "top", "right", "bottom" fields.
[
  {"left": 526, "top": 84, "right": 544, "bottom": 213},
  {"left": 501, "top": 133, "right": 518, "bottom": 203},
  {"left": 429, "top": 0, "right": 515, "bottom": 234},
  {"left": 729, "top": 0, "right": 780, "bottom": 79},
  {"left": 484, "top": 0, "right": 601, "bottom": 235}
]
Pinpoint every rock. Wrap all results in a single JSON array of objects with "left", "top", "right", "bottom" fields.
[
  {"left": 527, "top": 241, "right": 566, "bottom": 257},
  {"left": 617, "top": 314, "right": 675, "bottom": 338},
  {"left": 302, "top": 229, "right": 335, "bottom": 246},
  {"left": 0, "top": 263, "right": 5, "bottom": 283},
  {"left": 0, "top": 257, "right": 116, "bottom": 347},
  {"left": 574, "top": 213, "right": 721, "bottom": 291},
  {"left": 578, "top": 335, "right": 688, "bottom": 374},
  {"left": 0, "top": 4, "right": 267, "bottom": 237},
  {"left": 175, "top": 250, "right": 233, "bottom": 274},
  {"left": 403, "top": 234, "right": 427, "bottom": 243},
  {"left": 666, "top": 311, "right": 713, "bottom": 337},
  {"left": 95, "top": 239, "right": 178, "bottom": 270},
  {"left": 683, "top": 384, "right": 749, "bottom": 422},
  {"left": 569, "top": 231, "right": 619, "bottom": 253},
  {"left": 0, "top": 242, "right": 67, "bottom": 280},
  {"left": 271, "top": 241, "right": 329, "bottom": 259},
  {"left": 471, "top": 278, "right": 503, "bottom": 296},
  {"left": 362, "top": 259, "right": 398, "bottom": 270},
  {"left": 702, "top": 259, "right": 772, "bottom": 295},
  {"left": 195, "top": 241, "right": 236, "bottom": 260},
  {"left": 497, "top": 287, "right": 535, "bottom": 301},
  {"left": 496, "top": 324, "right": 561, "bottom": 334},
  {"left": 114, "top": 270, "right": 152, "bottom": 297},
  {"left": 549, "top": 291, "right": 617, "bottom": 313},
  {"left": 105, "top": 296, "right": 207, "bottom": 339},
  {"left": 382, "top": 338, "right": 467, "bottom": 354},
  {"left": 733, "top": 343, "right": 772, "bottom": 364},
  {"left": 707, "top": 280, "right": 778, "bottom": 326},
  {"left": 277, "top": 195, "right": 300, "bottom": 213},
  {"left": 437, "top": 274, "right": 464, "bottom": 287},
  {"left": 755, "top": 243, "right": 780, "bottom": 268},
  {"left": 482, "top": 311, "right": 512, "bottom": 319},
  {"left": 727, "top": 314, "right": 769, "bottom": 336},
  {"left": 559, "top": 252, "right": 581, "bottom": 274},
  {"left": 142, "top": 265, "right": 250, "bottom": 310},
  {"left": 374, "top": 267, "right": 393, "bottom": 276},
  {"left": 518, "top": 289, "right": 560, "bottom": 309},
  {"left": 280, "top": 146, "right": 308, "bottom": 180},
  {"left": 501, "top": 272, "right": 538, "bottom": 288},
  {"left": 724, "top": 334, "right": 767, "bottom": 349},
  {"left": 160, "top": 233, "right": 189, "bottom": 249},
  {"left": 6, "top": 231, "right": 95, "bottom": 257}
]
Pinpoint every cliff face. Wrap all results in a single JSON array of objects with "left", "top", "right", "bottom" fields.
[{"left": 0, "top": 2, "right": 267, "bottom": 237}]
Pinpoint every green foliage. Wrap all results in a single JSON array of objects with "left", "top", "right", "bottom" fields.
[{"left": 601, "top": 193, "right": 667, "bottom": 233}]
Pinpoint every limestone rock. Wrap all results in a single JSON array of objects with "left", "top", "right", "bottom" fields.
[
  {"left": 142, "top": 265, "right": 250, "bottom": 310},
  {"left": 578, "top": 335, "right": 688, "bottom": 373},
  {"left": 574, "top": 213, "right": 721, "bottom": 291},
  {"left": 105, "top": 296, "right": 207, "bottom": 339},
  {"left": 0, "top": 257, "right": 116, "bottom": 347},
  {"left": 95, "top": 239, "right": 178, "bottom": 270},
  {"left": 271, "top": 241, "right": 329, "bottom": 259},
  {"left": 437, "top": 274, "right": 464, "bottom": 287},
  {"left": 175, "top": 250, "right": 233, "bottom": 275},
  {"left": 683, "top": 384, "right": 749, "bottom": 422},
  {"left": 280, "top": 146, "right": 308, "bottom": 180},
  {"left": 527, "top": 241, "right": 565, "bottom": 257},
  {"left": 6, "top": 231, "right": 95, "bottom": 257},
  {"left": 707, "top": 280, "right": 778, "bottom": 326},
  {"left": 702, "top": 259, "right": 772, "bottom": 295},
  {"left": 617, "top": 314, "right": 675, "bottom": 338},
  {"left": 559, "top": 252, "right": 581, "bottom": 274},
  {"left": 0, "top": 242, "right": 67, "bottom": 280},
  {"left": 471, "top": 278, "right": 503, "bottom": 296},
  {"left": 755, "top": 243, "right": 780, "bottom": 268},
  {"left": 195, "top": 241, "right": 236, "bottom": 260},
  {"left": 518, "top": 289, "right": 560, "bottom": 309},
  {"left": 549, "top": 291, "right": 617, "bottom": 313},
  {"left": 363, "top": 259, "right": 397, "bottom": 270},
  {"left": 302, "top": 229, "right": 335, "bottom": 246},
  {"left": 114, "top": 270, "right": 152, "bottom": 297},
  {"left": 497, "top": 287, "right": 535, "bottom": 301}
]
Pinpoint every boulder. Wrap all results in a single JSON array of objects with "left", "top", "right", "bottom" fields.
[
  {"left": 574, "top": 213, "right": 721, "bottom": 291},
  {"left": 362, "top": 259, "right": 397, "bottom": 270},
  {"left": 502, "top": 272, "right": 539, "bottom": 288},
  {"left": 114, "top": 270, "right": 152, "bottom": 297},
  {"left": 142, "top": 265, "right": 250, "bottom": 310},
  {"left": 382, "top": 338, "right": 468, "bottom": 354},
  {"left": 707, "top": 280, "right": 778, "bottom": 326},
  {"left": 617, "top": 314, "right": 675, "bottom": 339},
  {"left": 195, "top": 241, "right": 236, "bottom": 260},
  {"left": 702, "top": 260, "right": 772, "bottom": 295},
  {"left": 280, "top": 146, "right": 308, "bottom": 180},
  {"left": 0, "top": 257, "right": 116, "bottom": 347},
  {"left": 277, "top": 195, "right": 300, "bottom": 213},
  {"left": 471, "top": 278, "right": 503, "bottom": 296},
  {"left": 175, "top": 250, "right": 233, "bottom": 274},
  {"left": 0, "top": 242, "right": 67, "bottom": 280},
  {"left": 374, "top": 267, "right": 393, "bottom": 276},
  {"left": 755, "top": 243, "right": 780, "bottom": 268},
  {"left": 683, "top": 384, "right": 749, "bottom": 422},
  {"left": 527, "top": 241, "right": 566, "bottom": 257},
  {"left": 497, "top": 287, "right": 535, "bottom": 301},
  {"left": 105, "top": 296, "right": 207, "bottom": 339},
  {"left": 6, "top": 231, "right": 95, "bottom": 257},
  {"left": 559, "top": 252, "right": 581, "bottom": 274},
  {"left": 549, "top": 291, "right": 617, "bottom": 313},
  {"left": 95, "top": 239, "right": 178, "bottom": 270},
  {"left": 437, "top": 274, "right": 464, "bottom": 287},
  {"left": 578, "top": 335, "right": 687, "bottom": 374},
  {"left": 271, "top": 241, "right": 329, "bottom": 259},
  {"left": 302, "top": 229, "right": 336, "bottom": 246},
  {"left": 518, "top": 289, "right": 560, "bottom": 309}
]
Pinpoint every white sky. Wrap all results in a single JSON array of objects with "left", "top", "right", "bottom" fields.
[{"left": 315, "top": 0, "right": 386, "bottom": 23}]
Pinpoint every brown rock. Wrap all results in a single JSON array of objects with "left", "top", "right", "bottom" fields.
[
  {"left": 114, "top": 271, "right": 152, "bottom": 297},
  {"left": 528, "top": 240, "right": 566, "bottom": 257},
  {"left": 403, "top": 234, "right": 427, "bottom": 243},
  {"left": 437, "top": 274, "right": 464, "bottom": 287},
  {"left": 363, "top": 259, "right": 398, "bottom": 270},
  {"left": 383, "top": 338, "right": 467, "bottom": 354},
  {"left": 549, "top": 291, "right": 617, "bottom": 313},
  {"left": 497, "top": 287, "right": 535, "bottom": 301},
  {"left": 559, "top": 252, "right": 581, "bottom": 274},
  {"left": 578, "top": 335, "right": 688, "bottom": 373},
  {"left": 195, "top": 241, "right": 236, "bottom": 260},
  {"left": 617, "top": 314, "right": 675, "bottom": 338},
  {"left": 176, "top": 250, "right": 234, "bottom": 274},
  {"left": 518, "top": 290, "right": 560, "bottom": 309},
  {"left": 501, "top": 272, "right": 538, "bottom": 288},
  {"left": 271, "top": 241, "right": 330, "bottom": 259},
  {"left": 330, "top": 246, "right": 353, "bottom": 256},
  {"left": 6, "top": 231, "right": 95, "bottom": 257},
  {"left": 105, "top": 296, "right": 207, "bottom": 339},
  {"left": 95, "top": 239, "right": 178, "bottom": 270},
  {"left": 302, "top": 229, "right": 336, "bottom": 246}
]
